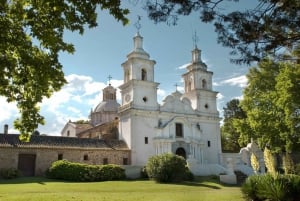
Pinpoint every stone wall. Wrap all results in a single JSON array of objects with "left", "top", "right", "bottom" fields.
[{"left": 0, "top": 147, "right": 130, "bottom": 176}]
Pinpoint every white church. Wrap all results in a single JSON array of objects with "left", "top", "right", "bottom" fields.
[
  {"left": 118, "top": 31, "right": 222, "bottom": 168},
  {"left": 62, "top": 29, "right": 232, "bottom": 176}
]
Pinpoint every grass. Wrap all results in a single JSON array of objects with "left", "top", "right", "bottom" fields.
[{"left": 0, "top": 177, "right": 244, "bottom": 201}]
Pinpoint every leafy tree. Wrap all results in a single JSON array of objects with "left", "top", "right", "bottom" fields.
[
  {"left": 144, "top": 0, "right": 300, "bottom": 64},
  {"left": 239, "top": 57, "right": 300, "bottom": 153},
  {"left": 221, "top": 99, "right": 246, "bottom": 152},
  {"left": 0, "top": 0, "right": 129, "bottom": 141},
  {"left": 275, "top": 64, "right": 300, "bottom": 152}
]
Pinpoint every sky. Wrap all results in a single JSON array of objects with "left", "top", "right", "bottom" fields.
[{"left": 0, "top": 1, "right": 255, "bottom": 135}]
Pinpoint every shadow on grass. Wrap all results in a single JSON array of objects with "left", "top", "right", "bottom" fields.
[
  {"left": 175, "top": 181, "right": 221, "bottom": 189},
  {"left": 0, "top": 177, "right": 64, "bottom": 185}
]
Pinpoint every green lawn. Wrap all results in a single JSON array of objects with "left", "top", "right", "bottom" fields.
[{"left": 0, "top": 177, "right": 244, "bottom": 201}]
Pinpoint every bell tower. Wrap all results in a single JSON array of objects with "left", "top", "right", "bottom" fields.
[
  {"left": 182, "top": 40, "right": 219, "bottom": 116},
  {"left": 119, "top": 31, "right": 159, "bottom": 112}
]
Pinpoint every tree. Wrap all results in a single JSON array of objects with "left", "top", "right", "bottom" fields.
[
  {"left": 221, "top": 99, "right": 246, "bottom": 152},
  {"left": 144, "top": 0, "right": 300, "bottom": 64},
  {"left": 1, "top": 1, "right": 129, "bottom": 141},
  {"left": 239, "top": 58, "right": 300, "bottom": 153}
]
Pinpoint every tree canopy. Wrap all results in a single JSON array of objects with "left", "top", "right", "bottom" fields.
[
  {"left": 237, "top": 58, "right": 300, "bottom": 153},
  {"left": 0, "top": 0, "right": 129, "bottom": 140},
  {"left": 221, "top": 99, "right": 246, "bottom": 152},
  {"left": 144, "top": 0, "right": 300, "bottom": 64}
]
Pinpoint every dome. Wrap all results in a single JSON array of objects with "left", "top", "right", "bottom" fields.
[{"left": 94, "top": 100, "right": 120, "bottom": 112}]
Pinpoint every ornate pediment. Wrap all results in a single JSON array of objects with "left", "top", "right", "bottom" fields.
[{"left": 160, "top": 91, "right": 195, "bottom": 114}]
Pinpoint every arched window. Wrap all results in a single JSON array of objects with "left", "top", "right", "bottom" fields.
[
  {"left": 141, "top": 69, "right": 147, "bottom": 81},
  {"left": 124, "top": 69, "right": 130, "bottom": 82},
  {"left": 202, "top": 79, "right": 207, "bottom": 89}
]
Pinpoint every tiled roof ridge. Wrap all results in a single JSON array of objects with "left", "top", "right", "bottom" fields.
[{"left": 0, "top": 134, "right": 128, "bottom": 150}]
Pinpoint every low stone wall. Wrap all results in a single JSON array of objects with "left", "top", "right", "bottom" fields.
[{"left": 0, "top": 147, "right": 130, "bottom": 176}]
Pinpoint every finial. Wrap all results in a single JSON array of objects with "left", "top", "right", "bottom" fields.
[
  {"left": 174, "top": 83, "right": 179, "bottom": 92},
  {"left": 108, "top": 75, "right": 112, "bottom": 85},
  {"left": 134, "top": 15, "right": 142, "bottom": 33},
  {"left": 192, "top": 31, "right": 199, "bottom": 49}
]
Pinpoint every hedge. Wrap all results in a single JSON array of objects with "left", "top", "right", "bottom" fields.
[{"left": 46, "top": 160, "right": 125, "bottom": 182}]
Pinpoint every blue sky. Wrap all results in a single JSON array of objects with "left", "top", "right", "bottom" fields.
[{"left": 1, "top": 1, "right": 254, "bottom": 135}]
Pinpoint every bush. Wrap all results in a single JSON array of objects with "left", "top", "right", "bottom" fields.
[
  {"left": 146, "top": 153, "right": 193, "bottom": 183},
  {"left": 0, "top": 168, "right": 21, "bottom": 179},
  {"left": 241, "top": 173, "right": 300, "bottom": 201},
  {"left": 46, "top": 160, "right": 125, "bottom": 182},
  {"left": 295, "top": 163, "right": 300, "bottom": 175},
  {"left": 140, "top": 166, "right": 148, "bottom": 179}
]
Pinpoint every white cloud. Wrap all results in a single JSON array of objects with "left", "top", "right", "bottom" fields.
[
  {"left": 0, "top": 97, "right": 18, "bottom": 123},
  {"left": 221, "top": 75, "right": 248, "bottom": 88},
  {"left": 217, "top": 93, "right": 224, "bottom": 100},
  {"left": 177, "top": 63, "right": 190, "bottom": 70}
]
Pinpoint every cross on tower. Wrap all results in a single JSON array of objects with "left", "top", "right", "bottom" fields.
[
  {"left": 193, "top": 31, "right": 199, "bottom": 48},
  {"left": 134, "top": 15, "right": 142, "bottom": 33},
  {"left": 108, "top": 75, "right": 112, "bottom": 85}
]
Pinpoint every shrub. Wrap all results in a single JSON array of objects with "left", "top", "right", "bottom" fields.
[
  {"left": 46, "top": 160, "right": 125, "bottom": 182},
  {"left": 146, "top": 153, "right": 192, "bottom": 183},
  {"left": 282, "top": 153, "right": 295, "bottom": 174},
  {"left": 241, "top": 173, "right": 300, "bottom": 201},
  {"left": 295, "top": 163, "right": 300, "bottom": 175},
  {"left": 0, "top": 168, "right": 21, "bottom": 179},
  {"left": 264, "top": 147, "right": 276, "bottom": 175},
  {"left": 140, "top": 166, "right": 148, "bottom": 179}
]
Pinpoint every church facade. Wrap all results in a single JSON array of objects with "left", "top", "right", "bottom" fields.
[{"left": 117, "top": 32, "right": 223, "bottom": 174}]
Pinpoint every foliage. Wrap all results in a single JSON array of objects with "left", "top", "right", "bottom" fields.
[
  {"left": 144, "top": 0, "right": 300, "bottom": 64},
  {"left": 238, "top": 58, "right": 300, "bottom": 153},
  {"left": 295, "top": 163, "right": 300, "bottom": 175},
  {"left": 146, "top": 153, "right": 192, "bottom": 183},
  {"left": 241, "top": 173, "right": 300, "bottom": 201},
  {"left": 140, "top": 166, "right": 149, "bottom": 179},
  {"left": 0, "top": 168, "right": 21, "bottom": 179},
  {"left": 46, "top": 160, "right": 125, "bottom": 182},
  {"left": 221, "top": 99, "right": 247, "bottom": 152},
  {"left": 264, "top": 147, "right": 277, "bottom": 175},
  {"left": 250, "top": 153, "right": 259, "bottom": 174},
  {"left": 282, "top": 153, "right": 295, "bottom": 174},
  {"left": 0, "top": 0, "right": 129, "bottom": 141},
  {"left": 74, "top": 119, "right": 90, "bottom": 124}
]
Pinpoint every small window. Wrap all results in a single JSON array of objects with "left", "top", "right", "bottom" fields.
[
  {"left": 145, "top": 137, "right": 148, "bottom": 144},
  {"left": 84, "top": 154, "right": 89, "bottom": 161},
  {"left": 205, "top": 104, "right": 209, "bottom": 109},
  {"left": 142, "top": 96, "right": 148, "bottom": 102},
  {"left": 175, "top": 123, "right": 183, "bottom": 138},
  {"left": 141, "top": 69, "right": 147, "bottom": 81},
  {"left": 123, "top": 158, "right": 129, "bottom": 165},
  {"left": 58, "top": 154, "right": 63, "bottom": 160},
  {"left": 67, "top": 130, "right": 70, "bottom": 137},
  {"left": 207, "top": 141, "right": 211, "bottom": 147},
  {"left": 103, "top": 158, "right": 108, "bottom": 165}
]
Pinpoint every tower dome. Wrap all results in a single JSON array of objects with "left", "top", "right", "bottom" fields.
[{"left": 90, "top": 84, "right": 120, "bottom": 126}]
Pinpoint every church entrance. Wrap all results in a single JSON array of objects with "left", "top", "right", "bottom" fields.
[{"left": 175, "top": 147, "right": 186, "bottom": 159}]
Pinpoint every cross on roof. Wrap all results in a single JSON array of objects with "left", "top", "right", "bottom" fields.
[
  {"left": 108, "top": 75, "right": 112, "bottom": 85},
  {"left": 174, "top": 83, "right": 179, "bottom": 91}
]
